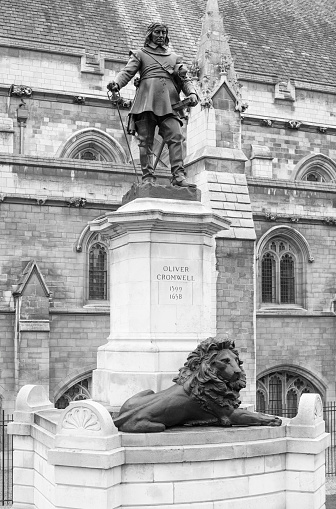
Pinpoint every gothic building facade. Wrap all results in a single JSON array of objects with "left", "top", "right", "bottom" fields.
[{"left": 1, "top": 0, "right": 336, "bottom": 414}]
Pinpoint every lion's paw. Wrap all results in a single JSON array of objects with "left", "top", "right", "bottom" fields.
[{"left": 263, "top": 416, "right": 282, "bottom": 427}]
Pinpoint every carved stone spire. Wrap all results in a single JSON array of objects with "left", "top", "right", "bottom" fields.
[{"left": 192, "top": 0, "right": 243, "bottom": 107}]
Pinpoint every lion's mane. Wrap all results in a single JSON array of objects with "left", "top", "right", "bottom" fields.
[{"left": 173, "top": 337, "right": 246, "bottom": 416}]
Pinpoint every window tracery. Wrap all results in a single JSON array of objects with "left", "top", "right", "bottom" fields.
[
  {"left": 57, "top": 128, "right": 127, "bottom": 163},
  {"left": 260, "top": 238, "right": 297, "bottom": 305},
  {"left": 55, "top": 377, "right": 92, "bottom": 410},
  {"left": 256, "top": 371, "right": 321, "bottom": 417}
]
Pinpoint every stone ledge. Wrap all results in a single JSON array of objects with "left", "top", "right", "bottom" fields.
[
  {"left": 247, "top": 176, "right": 336, "bottom": 194},
  {"left": 120, "top": 425, "right": 285, "bottom": 447},
  {"left": 185, "top": 146, "right": 248, "bottom": 168}
]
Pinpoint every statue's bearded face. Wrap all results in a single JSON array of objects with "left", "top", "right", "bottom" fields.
[{"left": 151, "top": 26, "right": 167, "bottom": 46}]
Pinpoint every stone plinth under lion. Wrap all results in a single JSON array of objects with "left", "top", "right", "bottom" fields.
[{"left": 114, "top": 337, "right": 282, "bottom": 432}]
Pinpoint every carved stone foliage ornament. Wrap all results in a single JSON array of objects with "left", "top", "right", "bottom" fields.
[
  {"left": 62, "top": 407, "right": 101, "bottom": 431},
  {"left": 73, "top": 96, "right": 86, "bottom": 105},
  {"left": 287, "top": 120, "right": 302, "bottom": 130},
  {"left": 235, "top": 100, "right": 248, "bottom": 113},
  {"left": 189, "top": 59, "right": 200, "bottom": 80},
  {"left": 66, "top": 197, "right": 87, "bottom": 208},
  {"left": 9, "top": 84, "right": 33, "bottom": 98},
  {"left": 264, "top": 210, "right": 278, "bottom": 221},
  {"left": 323, "top": 217, "right": 336, "bottom": 226}
]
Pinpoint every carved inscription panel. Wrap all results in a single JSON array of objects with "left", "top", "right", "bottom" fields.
[{"left": 153, "top": 263, "right": 196, "bottom": 305}]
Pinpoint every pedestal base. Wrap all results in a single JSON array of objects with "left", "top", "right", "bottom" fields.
[
  {"left": 8, "top": 390, "right": 330, "bottom": 509},
  {"left": 121, "top": 182, "right": 201, "bottom": 205},
  {"left": 92, "top": 336, "right": 198, "bottom": 409},
  {"left": 89, "top": 197, "right": 231, "bottom": 409}
]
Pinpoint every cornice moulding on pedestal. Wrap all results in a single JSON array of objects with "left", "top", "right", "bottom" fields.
[{"left": 89, "top": 198, "right": 231, "bottom": 238}]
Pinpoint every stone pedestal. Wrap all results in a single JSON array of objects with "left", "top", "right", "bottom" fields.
[
  {"left": 89, "top": 196, "right": 230, "bottom": 409},
  {"left": 8, "top": 387, "right": 330, "bottom": 509}
]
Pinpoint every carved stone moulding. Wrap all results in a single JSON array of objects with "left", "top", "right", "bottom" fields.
[
  {"left": 287, "top": 120, "right": 302, "bottom": 130},
  {"left": 261, "top": 119, "right": 273, "bottom": 127},
  {"left": 66, "top": 197, "right": 87, "bottom": 208}
]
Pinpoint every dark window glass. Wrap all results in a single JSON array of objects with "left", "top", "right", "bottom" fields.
[
  {"left": 306, "top": 172, "right": 319, "bottom": 182},
  {"left": 80, "top": 150, "right": 97, "bottom": 161},
  {"left": 256, "top": 391, "right": 266, "bottom": 413},
  {"left": 280, "top": 254, "right": 295, "bottom": 303},
  {"left": 89, "top": 243, "right": 107, "bottom": 300},
  {"left": 286, "top": 390, "right": 298, "bottom": 417},
  {"left": 269, "top": 375, "right": 282, "bottom": 415},
  {"left": 262, "top": 253, "right": 275, "bottom": 303}
]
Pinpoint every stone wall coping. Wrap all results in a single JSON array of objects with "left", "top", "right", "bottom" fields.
[
  {"left": 15, "top": 385, "right": 54, "bottom": 415},
  {"left": 247, "top": 176, "right": 336, "bottom": 194},
  {"left": 0, "top": 153, "right": 166, "bottom": 179},
  {"left": 239, "top": 72, "right": 336, "bottom": 95},
  {"left": 44, "top": 431, "right": 330, "bottom": 469},
  {"left": 242, "top": 113, "right": 336, "bottom": 136},
  {"left": 257, "top": 310, "right": 336, "bottom": 317},
  {"left": 119, "top": 425, "right": 286, "bottom": 447},
  {"left": 0, "top": 193, "right": 120, "bottom": 210},
  {"left": 48, "top": 447, "right": 125, "bottom": 469},
  {"left": 8, "top": 388, "right": 330, "bottom": 469}
]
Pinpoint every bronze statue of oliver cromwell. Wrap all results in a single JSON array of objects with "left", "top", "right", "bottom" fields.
[{"left": 107, "top": 22, "right": 198, "bottom": 187}]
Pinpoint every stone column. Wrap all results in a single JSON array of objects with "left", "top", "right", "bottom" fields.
[{"left": 90, "top": 193, "right": 230, "bottom": 409}]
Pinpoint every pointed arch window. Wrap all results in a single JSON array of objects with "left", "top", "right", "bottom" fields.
[
  {"left": 294, "top": 154, "right": 336, "bottom": 183},
  {"left": 57, "top": 128, "right": 128, "bottom": 163},
  {"left": 257, "top": 370, "right": 323, "bottom": 417},
  {"left": 260, "top": 239, "right": 297, "bottom": 305},
  {"left": 88, "top": 242, "right": 108, "bottom": 300},
  {"left": 257, "top": 226, "right": 314, "bottom": 310}
]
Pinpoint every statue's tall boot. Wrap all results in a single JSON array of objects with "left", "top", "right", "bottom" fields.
[
  {"left": 159, "top": 117, "right": 195, "bottom": 188},
  {"left": 135, "top": 119, "right": 156, "bottom": 184}
]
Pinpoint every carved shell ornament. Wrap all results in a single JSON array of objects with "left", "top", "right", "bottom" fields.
[{"left": 62, "top": 407, "right": 101, "bottom": 431}]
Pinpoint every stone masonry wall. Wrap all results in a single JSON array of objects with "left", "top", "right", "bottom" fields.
[
  {"left": 49, "top": 312, "right": 109, "bottom": 401},
  {"left": 216, "top": 238, "right": 256, "bottom": 404},
  {"left": 242, "top": 123, "right": 336, "bottom": 180},
  {"left": 241, "top": 81, "right": 336, "bottom": 128},
  {"left": 0, "top": 197, "right": 112, "bottom": 412},
  {"left": 252, "top": 182, "right": 336, "bottom": 402},
  {"left": 256, "top": 315, "right": 335, "bottom": 401},
  {"left": 0, "top": 202, "right": 110, "bottom": 307},
  {"left": 1, "top": 94, "right": 130, "bottom": 159},
  {"left": 0, "top": 313, "right": 15, "bottom": 411},
  {"left": 0, "top": 46, "right": 137, "bottom": 159},
  {"left": 240, "top": 80, "right": 336, "bottom": 181},
  {"left": 253, "top": 198, "right": 336, "bottom": 314}
]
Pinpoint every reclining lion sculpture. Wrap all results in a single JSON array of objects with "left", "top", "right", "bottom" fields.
[{"left": 114, "top": 337, "right": 282, "bottom": 432}]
